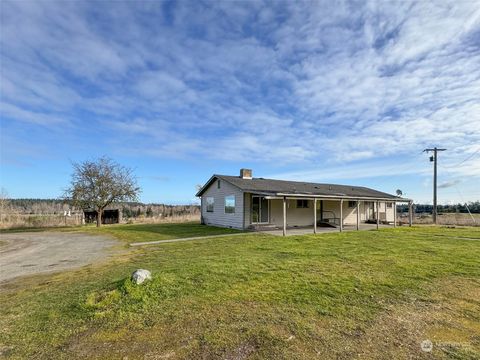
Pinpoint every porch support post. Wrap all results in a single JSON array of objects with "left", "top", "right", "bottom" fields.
[
  {"left": 249, "top": 194, "right": 252, "bottom": 226},
  {"left": 320, "top": 200, "right": 324, "bottom": 222},
  {"left": 393, "top": 202, "right": 397, "bottom": 228},
  {"left": 339, "top": 199, "right": 344, "bottom": 232},
  {"left": 283, "top": 196, "right": 287, "bottom": 236},
  {"left": 376, "top": 201, "right": 380, "bottom": 230},
  {"left": 408, "top": 201, "right": 413, "bottom": 227},
  {"left": 313, "top": 198, "right": 317, "bottom": 234},
  {"left": 356, "top": 200, "right": 360, "bottom": 230}
]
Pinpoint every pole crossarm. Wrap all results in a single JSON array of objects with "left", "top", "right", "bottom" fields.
[{"left": 423, "top": 148, "right": 447, "bottom": 152}]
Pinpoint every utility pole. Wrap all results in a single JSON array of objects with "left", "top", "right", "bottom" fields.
[{"left": 423, "top": 147, "right": 446, "bottom": 224}]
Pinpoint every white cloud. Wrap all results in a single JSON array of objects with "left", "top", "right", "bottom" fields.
[
  {"left": 1, "top": 0, "right": 479, "bottom": 183},
  {"left": 0, "top": 102, "right": 67, "bottom": 126},
  {"left": 267, "top": 157, "right": 429, "bottom": 183}
]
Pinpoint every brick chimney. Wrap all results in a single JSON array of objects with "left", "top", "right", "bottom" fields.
[{"left": 240, "top": 168, "right": 252, "bottom": 179}]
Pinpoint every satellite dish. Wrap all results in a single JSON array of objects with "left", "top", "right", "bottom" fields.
[{"left": 396, "top": 189, "right": 403, "bottom": 196}]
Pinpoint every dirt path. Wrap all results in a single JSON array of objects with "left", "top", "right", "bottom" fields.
[{"left": 0, "top": 232, "right": 120, "bottom": 283}]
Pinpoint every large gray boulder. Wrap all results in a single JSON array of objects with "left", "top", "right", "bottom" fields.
[{"left": 131, "top": 269, "right": 152, "bottom": 284}]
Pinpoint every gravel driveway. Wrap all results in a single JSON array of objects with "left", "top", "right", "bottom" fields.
[{"left": 0, "top": 232, "right": 119, "bottom": 283}]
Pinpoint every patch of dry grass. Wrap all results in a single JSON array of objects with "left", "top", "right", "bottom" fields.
[
  {"left": 0, "top": 213, "right": 202, "bottom": 230},
  {"left": 0, "top": 213, "right": 83, "bottom": 229},
  {"left": 411, "top": 213, "right": 480, "bottom": 226}
]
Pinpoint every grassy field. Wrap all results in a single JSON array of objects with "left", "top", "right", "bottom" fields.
[
  {"left": 78, "top": 221, "right": 243, "bottom": 244},
  {"left": 1, "top": 224, "right": 479, "bottom": 359}
]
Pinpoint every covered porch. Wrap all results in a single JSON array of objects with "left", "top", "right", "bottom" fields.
[
  {"left": 246, "top": 193, "right": 413, "bottom": 236},
  {"left": 256, "top": 223, "right": 396, "bottom": 236}
]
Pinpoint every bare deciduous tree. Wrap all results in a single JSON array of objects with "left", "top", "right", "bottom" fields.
[{"left": 65, "top": 157, "right": 140, "bottom": 227}]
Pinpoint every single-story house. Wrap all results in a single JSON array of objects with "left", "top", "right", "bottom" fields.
[{"left": 196, "top": 169, "right": 413, "bottom": 235}]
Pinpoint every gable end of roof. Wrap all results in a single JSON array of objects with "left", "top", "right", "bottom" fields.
[{"left": 195, "top": 175, "right": 244, "bottom": 197}]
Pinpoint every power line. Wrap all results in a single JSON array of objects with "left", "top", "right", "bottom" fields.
[
  {"left": 445, "top": 146, "right": 480, "bottom": 168},
  {"left": 438, "top": 163, "right": 476, "bottom": 224}
]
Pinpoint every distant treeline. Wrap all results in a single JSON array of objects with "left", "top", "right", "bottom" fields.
[
  {"left": 2, "top": 198, "right": 200, "bottom": 218},
  {"left": 397, "top": 201, "right": 480, "bottom": 214},
  {"left": 4, "top": 198, "right": 480, "bottom": 216},
  {"left": 119, "top": 202, "right": 199, "bottom": 219}
]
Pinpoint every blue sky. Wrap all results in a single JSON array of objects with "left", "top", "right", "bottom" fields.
[{"left": 1, "top": 1, "right": 479, "bottom": 205}]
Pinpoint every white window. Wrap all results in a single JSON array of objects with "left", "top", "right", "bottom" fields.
[
  {"left": 217, "top": 180, "right": 221, "bottom": 189},
  {"left": 225, "top": 195, "right": 235, "bottom": 213},
  {"left": 206, "top": 197, "right": 214, "bottom": 212},
  {"left": 387, "top": 203, "right": 393, "bottom": 208},
  {"left": 296, "top": 199, "right": 309, "bottom": 208}
]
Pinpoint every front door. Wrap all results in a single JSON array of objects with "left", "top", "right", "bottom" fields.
[
  {"left": 365, "top": 202, "right": 374, "bottom": 220},
  {"left": 252, "top": 196, "right": 269, "bottom": 223}
]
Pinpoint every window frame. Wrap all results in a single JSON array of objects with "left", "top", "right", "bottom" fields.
[
  {"left": 224, "top": 195, "right": 235, "bottom": 214},
  {"left": 206, "top": 197, "right": 214, "bottom": 212}
]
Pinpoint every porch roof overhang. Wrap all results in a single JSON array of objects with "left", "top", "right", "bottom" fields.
[{"left": 251, "top": 192, "right": 411, "bottom": 203}]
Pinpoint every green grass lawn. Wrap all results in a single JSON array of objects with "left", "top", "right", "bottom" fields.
[
  {"left": 1, "top": 225, "right": 479, "bottom": 359},
  {"left": 80, "top": 221, "right": 244, "bottom": 244}
]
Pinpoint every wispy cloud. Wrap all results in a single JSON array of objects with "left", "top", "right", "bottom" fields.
[
  {"left": 438, "top": 179, "right": 461, "bottom": 189},
  {"left": 1, "top": 0, "right": 479, "bottom": 185},
  {"left": 267, "top": 157, "right": 429, "bottom": 182}
]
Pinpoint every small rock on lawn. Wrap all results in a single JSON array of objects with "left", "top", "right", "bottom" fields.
[{"left": 131, "top": 269, "right": 152, "bottom": 284}]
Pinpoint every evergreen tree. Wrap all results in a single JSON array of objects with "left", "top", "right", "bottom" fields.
[{"left": 146, "top": 206, "right": 153, "bottom": 217}]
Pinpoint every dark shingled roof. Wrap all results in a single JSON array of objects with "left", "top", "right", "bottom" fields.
[{"left": 196, "top": 175, "right": 403, "bottom": 200}]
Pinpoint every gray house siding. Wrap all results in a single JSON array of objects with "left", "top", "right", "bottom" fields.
[
  {"left": 270, "top": 199, "right": 313, "bottom": 227},
  {"left": 201, "top": 179, "right": 244, "bottom": 229},
  {"left": 341, "top": 201, "right": 394, "bottom": 224}
]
